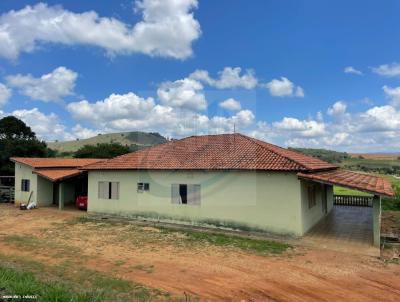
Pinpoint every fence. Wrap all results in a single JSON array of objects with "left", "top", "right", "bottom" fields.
[
  {"left": 334, "top": 195, "right": 373, "bottom": 207},
  {"left": 0, "top": 186, "right": 15, "bottom": 203}
]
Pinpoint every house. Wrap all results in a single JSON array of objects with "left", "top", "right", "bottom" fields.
[
  {"left": 12, "top": 157, "right": 103, "bottom": 209},
  {"left": 82, "top": 133, "right": 394, "bottom": 245}
]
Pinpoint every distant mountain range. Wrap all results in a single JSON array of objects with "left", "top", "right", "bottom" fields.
[{"left": 47, "top": 131, "right": 168, "bottom": 153}]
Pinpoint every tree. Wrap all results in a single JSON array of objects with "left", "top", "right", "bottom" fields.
[
  {"left": 0, "top": 116, "right": 54, "bottom": 175},
  {"left": 0, "top": 116, "right": 37, "bottom": 140},
  {"left": 74, "top": 143, "right": 130, "bottom": 159}
]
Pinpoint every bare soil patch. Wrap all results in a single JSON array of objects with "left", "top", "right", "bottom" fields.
[{"left": 0, "top": 204, "right": 400, "bottom": 301}]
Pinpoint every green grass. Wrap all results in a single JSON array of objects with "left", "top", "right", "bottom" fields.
[
  {"left": 0, "top": 253, "right": 176, "bottom": 302},
  {"left": 3, "top": 234, "right": 82, "bottom": 259},
  {"left": 72, "top": 216, "right": 291, "bottom": 256},
  {"left": 382, "top": 197, "right": 400, "bottom": 211},
  {"left": 333, "top": 186, "right": 372, "bottom": 196},
  {"left": 0, "top": 265, "right": 102, "bottom": 302},
  {"left": 341, "top": 158, "right": 400, "bottom": 176},
  {"left": 144, "top": 225, "right": 291, "bottom": 255},
  {"left": 180, "top": 230, "right": 290, "bottom": 254}
]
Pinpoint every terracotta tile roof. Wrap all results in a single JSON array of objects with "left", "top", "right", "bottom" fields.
[
  {"left": 11, "top": 157, "right": 103, "bottom": 168},
  {"left": 83, "top": 133, "right": 337, "bottom": 172},
  {"left": 33, "top": 169, "right": 83, "bottom": 182},
  {"left": 297, "top": 169, "right": 394, "bottom": 197}
]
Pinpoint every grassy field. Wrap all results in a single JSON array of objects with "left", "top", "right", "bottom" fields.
[
  {"left": 342, "top": 157, "right": 400, "bottom": 172},
  {"left": 47, "top": 131, "right": 167, "bottom": 153},
  {"left": 333, "top": 186, "right": 372, "bottom": 196},
  {"left": 0, "top": 253, "right": 173, "bottom": 302},
  {"left": 73, "top": 216, "right": 291, "bottom": 256},
  {"left": 350, "top": 153, "right": 400, "bottom": 160}
]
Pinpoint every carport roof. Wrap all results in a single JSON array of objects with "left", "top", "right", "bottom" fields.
[
  {"left": 297, "top": 169, "right": 394, "bottom": 197},
  {"left": 33, "top": 168, "right": 83, "bottom": 182}
]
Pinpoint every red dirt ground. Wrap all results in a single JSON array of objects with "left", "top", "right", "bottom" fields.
[{"left": 0, "top": 204, "right": 400, "bottom": 301}]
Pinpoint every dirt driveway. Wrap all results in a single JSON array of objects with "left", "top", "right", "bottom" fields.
[{"left": 0, "top": 204, "right": 400, "bottom": 301}]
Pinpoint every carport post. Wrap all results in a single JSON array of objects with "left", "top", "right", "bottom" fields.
[
  {"left": 58, "top": 182, "right": 64, "bottom": 210},
  {"left": 372, "top": 195, "right": 381, "bottom": 247}
]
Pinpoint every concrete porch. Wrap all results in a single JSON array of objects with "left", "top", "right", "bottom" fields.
[{"left": 301, "top": 205, "right": 379, "bottom": 256}]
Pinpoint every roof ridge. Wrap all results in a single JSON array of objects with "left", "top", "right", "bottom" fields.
[
  {"left": 235, "top": 133, "right": 331, "bottom": 171},
  {"left": 81, "top": 133, "right": 337, "bottom": 171},
  {"left": 81, "top": 139, "right": 177, "bottom": 169}
]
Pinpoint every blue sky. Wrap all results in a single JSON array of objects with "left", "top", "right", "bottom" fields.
[{"left": 0, "top": 0, "right": 399, "bottom": 152}]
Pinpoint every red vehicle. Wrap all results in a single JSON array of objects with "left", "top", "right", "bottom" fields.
[{"left": 75, "top": 196, "right": 88, "bottom": 210}]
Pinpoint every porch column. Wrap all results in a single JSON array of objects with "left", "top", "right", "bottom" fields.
[
  {"left": 58, "top": 182, "right": 64, "bottom": 210},
  {"left": 372, "top": 195, "right": 381, "bottom": 247}
]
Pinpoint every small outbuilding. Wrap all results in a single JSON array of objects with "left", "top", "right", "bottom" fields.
[{"left": 12, "top": 157, "right": 103, "bottom": 209}]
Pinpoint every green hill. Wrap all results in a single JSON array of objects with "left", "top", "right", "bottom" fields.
[
  {"left": 48, "top": 131, "right": 168, "bottom": 153},
  {"left": 288, "top": 147, "right": 350, "bottom": 164}
]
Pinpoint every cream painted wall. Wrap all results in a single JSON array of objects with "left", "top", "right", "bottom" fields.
[
  {"left": 14, "top": 163, "right": 37, "bottom": 205},
  {"left": 300, "top": 180, "right": 334, "bottom": 234},
  {"left": 14, "top": 163, "right": 53, "bottom": 207},
  {"left": 88, "top": 170, "right": 306, "bottom": 236},
  {"left": 37, "top": 176, "right": 54, "bottom": 206}
]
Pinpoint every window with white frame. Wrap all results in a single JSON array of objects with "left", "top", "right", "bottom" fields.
[
  {"left": 137, "top": 182, "right": 150, "bottom": 192},
  {"left": 171, "top": 184, "right": 201, "bottom": 205},
  {"left": 98, "top": 181, "right": 119, "bottom": 200}
]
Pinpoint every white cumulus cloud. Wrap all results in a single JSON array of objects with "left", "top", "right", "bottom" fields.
[
  {"left": 190, "top": 67, "right": 258, "bottom": 89},
  {"left": 11, "top": 108, "right": 73, "bottom": 141},
  {"left": 67, "top": 92, "right": 155, "bottom": 123},
  {"left": 372, "top": 63, "right": 400, "bottom": 77},
  {"left": 383, "top": 85, "right": 400, "bottom": 107},
  {"left": 71, "top": 124, "right": 99, "bottom": 140},
  {"left": 6, "top": 66, "right": 77, "bottom": 102},
  {"left": 157, "top": 78, "right": 206, "bottom": 111},
  {"left": 0, "top": 83, "right": 11, "bottom": 107},
  {"left": 0, "top": 1, "right": 201, "bottom": 60},
  {"left": 219, "top": 98, "right": 241, "bottom": 111},
  {"left": 344, "top": 66, "right": 363, "bottom": 75},
  {"left": 358, "top": 105, "right": 400, "bottom": 132},
  {"left": 67, "top": 90, "right": 255, "bottom": 138},
  {"left": 273, "top": 117, "right": 325, "bottom": 137},
  {"left": 265, "top": 77, "right": 304, "bottom": 97},
  {"left": 327, "top": 101, "right": 347, "bottom": 117}
]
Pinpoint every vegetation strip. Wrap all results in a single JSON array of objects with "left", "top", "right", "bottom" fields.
[
  {"left": 0, "top": 265, "right": 102, "bottom": 302},
  {"left": 0, "top": 253, "right": 176, "bottom": 302},
  {"left": 69, "top": 215, "right": 291, "bottom": 255},
  {"left": 175, "top": 229, "right": 291, "bottom": 254}
]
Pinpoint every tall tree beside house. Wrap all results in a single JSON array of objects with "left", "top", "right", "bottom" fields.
[
  {"left": 73, "top": 143, "right": 130, "bottom": 159},
  {"left": 0, "top": 116, "right": 55, "bottom": 176}
]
